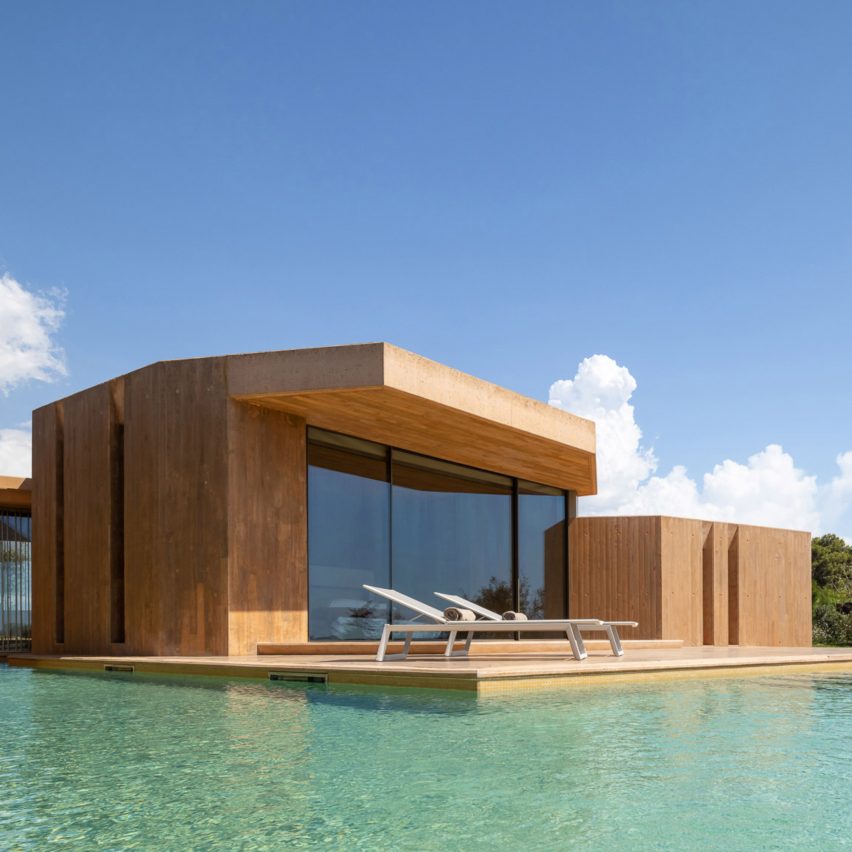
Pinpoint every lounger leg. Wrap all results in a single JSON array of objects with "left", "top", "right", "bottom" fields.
[
  {"left": 376, "top": 628, "right": 414, "bottom": 662},
  {"left": 566, "top": 626, "right": 588, "bottom": 661},
  {"left": 445, "top": 630, "right": 474, "bottom": 658},
  {"left": 605, "top": 624, "right": 624, "bottom": 657},
  {"left": 463, "top": 631, "right": 473, "bottom": 655},
  {"left": 444, "top": 629, "right": 458, "bottom": 657},
  {"left": 377, "top": 624, "right": 391, "bottom": 662}
]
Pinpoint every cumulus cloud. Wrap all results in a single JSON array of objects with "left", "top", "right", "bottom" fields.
[
  {"left": 0, "top": 273, "right": 66, "bottom": 394},
  {"left": 550, "top": 354, "right": 852, "bottom": 538},
  {"left": 0, "top": 428, "right": 32, "bottom": 478},
  {"left": 549, "top": 355, "right": 657, "bottom": 510},
  {"left": 0, "top": 273, "right": 67, "bottom": 476}
]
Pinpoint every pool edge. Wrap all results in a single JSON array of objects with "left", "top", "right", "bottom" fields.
[{"left": 7, "top": 652, "right": 852, "bottom": 694}]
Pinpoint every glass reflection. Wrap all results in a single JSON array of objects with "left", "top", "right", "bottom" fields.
[
  {"left": 0, "top": 509, "right": 32, "bottom": 651},
  {"left": 391, "top": 452, "right": 513, "bottom": 621},
  {"left": 307, "top": 437, "right": 389, "bottom": 640},
  {"left": 306, "top": 428, "right": 571, "bottom": 641},
  {"left": 518, "top": 483, "right": 566, "bottom": 620}
]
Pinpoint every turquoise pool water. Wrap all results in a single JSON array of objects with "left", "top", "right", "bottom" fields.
[{"left": 1, "top": 664, "right": 850, "bottom": 850}]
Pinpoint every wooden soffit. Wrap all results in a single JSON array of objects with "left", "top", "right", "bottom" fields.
[{"left": 227, "top": 343, "right": 597, "bottom": 495}]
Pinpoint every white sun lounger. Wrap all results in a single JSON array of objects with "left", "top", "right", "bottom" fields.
[
  {"left": 435, "top": 592, "right": 638, "bottom": 657},
  {"left": 363, "top": 584, "right": 605, "bottom": 662}
]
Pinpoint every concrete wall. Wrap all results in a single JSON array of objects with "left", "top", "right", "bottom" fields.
[
  {"left": 570, "top": 516, "right": 811, "bottom": 647},
  {"left": 31, "top": 362, "right": 308, "bottom": 656}
]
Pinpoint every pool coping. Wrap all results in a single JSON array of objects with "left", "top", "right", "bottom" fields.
[{"left": 7, "top": 647, "right": 852, "bottom": 693}]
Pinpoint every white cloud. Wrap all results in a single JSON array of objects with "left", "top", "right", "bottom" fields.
[
  {"left": 0, "top": 428, "right": 32, "bottom": 478},
  {"left": 0, "top": 273, "right": 66, "bottom": 394},
  {"left": 0, "top": 273, "right": 67, "bottom": 476},
  {"left": 550, "top": 354, "right": 852, "bottom": 538},
  {"left": 549, "top": 355, "right": 657, "bottom": 510}
]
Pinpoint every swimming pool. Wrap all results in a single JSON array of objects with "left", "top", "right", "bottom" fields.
[{"left": 1, "top": 664, "right": 850, "bottom": 849}]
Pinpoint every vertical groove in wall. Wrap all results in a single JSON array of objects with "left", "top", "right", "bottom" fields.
[
  {"left": 702, "top": 525, "right": 714, "bottom": 645},
  {"left": 654, "top": 516, "right": 662, "bottom": 639},
  {"left": 110, "top": 381, "right": 126, "bottom": 644},
  {"left": 54, "top": 403, "right": 65, "bottom": 644},
  {"left": 728, "top": 527, "right": 740, "bottom": 645}
]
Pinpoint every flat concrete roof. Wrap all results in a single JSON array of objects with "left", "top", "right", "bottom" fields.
[
  {"left": 30, "top": 342, "right": 597, "bottom": 494},
  {"left": 228, "top": 343, "right": 597, "bottom": 493}
]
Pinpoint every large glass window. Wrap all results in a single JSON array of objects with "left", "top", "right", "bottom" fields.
[
  {"left": 307, "top": 432, "right": 390, "bottom": 640},
  {"left": 306, "top": 428, "right": 570, "bottom": 640},
  {"left": 391, "top": 452, "right": 513, "bottom": 621},
  {"left": 1, "top": 508, "right": 32, "bottom": 652},
  {"left": 518, "top": 482, "right": 567, "bottom": 620}
]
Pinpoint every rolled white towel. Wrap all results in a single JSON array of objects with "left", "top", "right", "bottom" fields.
[
  {"left": 443, "top": 607, "right": 475, "bottom": 622},
  {"left": 501, "top": 611, "right": 528, "bottom": 621}
]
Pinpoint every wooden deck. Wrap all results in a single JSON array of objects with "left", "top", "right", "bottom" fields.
[{"left": 8, "top": 644, "right": 852, "bottom": 693}]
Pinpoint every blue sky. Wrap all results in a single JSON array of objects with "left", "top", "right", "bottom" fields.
[{"left": 2, "top": 2, "right": 852, "bottom": 530}]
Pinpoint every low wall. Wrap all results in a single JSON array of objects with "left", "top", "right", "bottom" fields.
[{"left": 569, "top": 516, "right": 811, "bottom": 647}]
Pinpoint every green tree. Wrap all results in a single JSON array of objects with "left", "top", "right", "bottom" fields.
[
  {"left": 473, "top": 575, "right": 545, "bottom": 618},
  {"left": 811, "top": 533, "right": 852, "bottom": 594},
  {"left": 811, "top": 533, "right": 852, "bottom": 645}
]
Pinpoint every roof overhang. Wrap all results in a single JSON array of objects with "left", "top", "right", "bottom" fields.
[
  {"left": 0, "top": 476, "right": 32, "bottom": 510},
  {"left": 227, "top": 343, "right": 597, "bottom": 495}
]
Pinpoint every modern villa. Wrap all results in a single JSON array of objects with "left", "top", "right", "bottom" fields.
[{"left": 11, "top": 342, "right": 814, "bottom": 666}]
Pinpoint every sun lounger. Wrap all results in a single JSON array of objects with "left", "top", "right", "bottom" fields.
[
  {"left": 435, "top": 592, "right": 638, "bottom": 657},
  {"left": 362, "top": 584, "right": 605, "bottom": 662}
]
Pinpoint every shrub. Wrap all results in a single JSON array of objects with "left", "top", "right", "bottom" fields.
[{"left": 812, "top": 603, "right": 852, "bottom": 646}]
